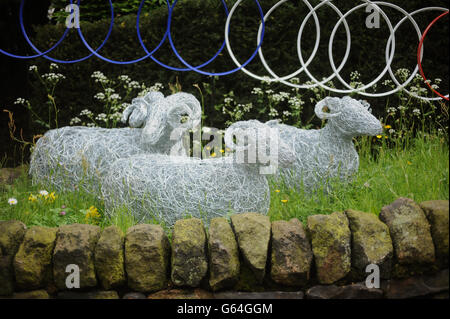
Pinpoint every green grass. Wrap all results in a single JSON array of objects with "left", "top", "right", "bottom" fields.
[
  {"left": 1, "top": 134, "right": 448, "bottom": 231},
  {"left": 269, "top": 133, "right": 449, "bottom": 223}
]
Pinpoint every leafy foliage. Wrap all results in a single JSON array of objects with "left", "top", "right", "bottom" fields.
[{"left": 49, "top": 0, "right": 168, "bottom": 23}]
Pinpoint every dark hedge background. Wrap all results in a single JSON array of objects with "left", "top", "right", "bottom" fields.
[{"left": 1, "top": 0, "right": 449, "bottom": 166}]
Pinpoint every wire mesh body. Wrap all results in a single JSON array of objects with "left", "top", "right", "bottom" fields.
[
  {"left": 267, "top": 96, "right": 383, "bottom": 190},
  {"left": 101, "top": 120, "right": 295, "bottom": 227},
  {"left": 101, "top": 154, "right": 270, "bottom": 227},
  {"left": 29, "top": 91, "right": 201, "bottom": 193}
]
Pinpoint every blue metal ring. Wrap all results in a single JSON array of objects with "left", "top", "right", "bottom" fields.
[
  {"left": 137, "top": 0, "right": 230, "bottom": 72},
  {"left": 1, "top": 0, "right": 266, "bottom": 74},
  {"left": 19, "top": 0, "right": 114, "bottom": 63},
  {"left": 77, "top": 0, "right": 169, "bottom": 64},
  {"left": 166, "top": 0, "right": 265, "bottom": 76},
  {"left": 0, "top": 0, "right": 71, "bottom": 59}
]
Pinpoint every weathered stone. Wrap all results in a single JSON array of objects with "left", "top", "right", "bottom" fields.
[
  {"left": 208, "top": 217, "right": 240, "bottom": 291},
  {"left": 0, "top": 220, "right": 27, "bottom": 256},
  {"left": 57, "top": 290, "right": 119, "bottom": 299},
  {"left": 345, "top": 209, "right": 393, "bottom": 279},
  {"left": 95, "top": 226, "right": 126, "bottom": 290},
  {"left": 214, "top": 291, "right": 304, "bottom": 299},
  {"left": 0, "top": 255, "right": 14, "bottom": 295},
  {"left": 125, "top": 224, "right": 170, "bottom": 292},
  {"left": 420, "top": 200, "right": 449, "bottom": 267},
  {"left": 171, "top": 218, "right": 208, "bottom": 287},
  {"left": 13, "top": 226, "right": 57, "bottom": 290},
  {"left": 307, "top": 212, "right": 351, "bottom": 284},
  {"left": 123, "top": 292, "right": 146, "bottom": 299},
  {"left": 270, "top": 218, "right": 313, "bottom": 286},
  {"left": 0, "top": 220, "right": 27, "bottom": 295},
  {"left": 147, "top": 289, "right": 213, "bottom": 299},
  {"left": 87, "top": 291, "right": 119, "bottom": 299},
  {"left": 230, "top": 213, "right": 271, "bottom": 283},
  {"left": 12, "top": 290, "right": 50, "bottom": 299},
  {"left": 385, "top": 269, "right": 449, "bottom": 299},
  {"left": 233, "top": 262, "right": 266, "bottom": 292},
  {"left": 53, "top": 224, "right": 100, "bottom": 290},
  {"left": 306, "top": 283, "right": 383, "bottom": 299},
  {"left": 380, "top": 198, "right": 435, "bottom": 272}
]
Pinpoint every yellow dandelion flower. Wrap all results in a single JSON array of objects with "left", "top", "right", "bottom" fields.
[
  {"left": 281, "top": 199, "right": 288, "bottom": 203},
  {"left": 376, "top": 135, "right": 382, "bottom": 139},
  {"left": 48, "top": 192, "right": 57, "bottom": 202},
  {"left": 85, "top": 206, "right": 101, "bottom": 224},
  {"left": 384, "top": 125, "right": 391, "bottom": 129},
  {"left": 220, "top": 149, "right": 225, "bottom": 153},
  {"left": 210, "top": 152, "right": 216, "bottom": 158},
  {"left": 275, "top": 189, "right": 281, "bottom": 193}
]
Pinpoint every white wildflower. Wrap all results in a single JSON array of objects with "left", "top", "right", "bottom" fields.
[
  {"left": 110, "top": 93, "right": 121, "bottom": 101},
  {"left": 94, "top": 93, "right": 105, "bottom": 101},
  {"left": 14, "top": 98, "right": 27, "bottom": 105},
  {"left": 70, "top": 117, "right": 81, "bottom": 125},
  {"left": 251, "top": 87, "right": 263, "bottom": 95},
  {"left": 39, "top": 190, "right": 48, "bottom": 196}
]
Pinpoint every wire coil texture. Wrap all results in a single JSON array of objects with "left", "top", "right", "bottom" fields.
[{"left": 1, "top": 0, "right": 448, "bottom": 100}]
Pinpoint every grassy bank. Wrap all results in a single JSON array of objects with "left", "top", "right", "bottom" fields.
[
  {"left": 1, "top": 133, "right": 448, "bottom": 233},
  {"left": 269, "top": 133, "right": 449, "bottom": 223}
]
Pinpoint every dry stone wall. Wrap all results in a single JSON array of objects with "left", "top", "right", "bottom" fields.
[{"left": 0, "top": 198, "right": 448, "bottom": 299}]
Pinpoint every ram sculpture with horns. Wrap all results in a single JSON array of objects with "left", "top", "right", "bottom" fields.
[{"left": 29, "top": 91, "right": 201, "bottom": 193}]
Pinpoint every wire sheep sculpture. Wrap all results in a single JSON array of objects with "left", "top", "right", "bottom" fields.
[
  {"left": 101, "top": 120, "right": 295, "bottom": 227},
  {"left": 266, "top": 96, "right": 383, "bottom": 191},
  {"left": 29, "top": 91, "right": 201, "bottom": 193}
]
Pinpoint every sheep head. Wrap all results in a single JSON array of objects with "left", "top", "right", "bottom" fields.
[
  {"left": 140, "top": 92, "right": 202, "bottom": 146},
  {"left": 315, "top": 96, "right": 382, "bottom": 137}
]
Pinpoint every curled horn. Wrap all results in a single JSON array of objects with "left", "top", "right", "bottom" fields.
[
  {"left": 121, "top": 91, "right": 164, "bottom": 127},
  {"left": 314, "top": 97, "right": 342, "bottom": 120}
]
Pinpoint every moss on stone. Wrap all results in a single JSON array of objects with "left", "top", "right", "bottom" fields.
[
  {"left": 95, "top": 226, "right": 126, "bottom": 290},
  {"left": 420, "top": 200, "right": 449, "bottom": 268},
  {"left": 380, "top": 198, "right": 435, "bottom": 269},
  {"left": 125, "top": 224, "right": 170, "bottom": 292},
  {"left": 208, "top": 217, "right": 240, "bottom": 291},
  {"left": 14, "top": 226, "right": 58, "bottom": 290},
  {"left": 171, "top": 218, "right": 208, "bottom": 287},
  {"left": 345, "top": 209, "right": 393, "bottom": 279},
  {"left": 230, "top": 213, "right": 271, "bottom": 283},
  {"left": 307, "top": 212, "right": 351, "bottom": 284},
  {"left": 0, "top": 220, "right": 26, "bottom": 256}
]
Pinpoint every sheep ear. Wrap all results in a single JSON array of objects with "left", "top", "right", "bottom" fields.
[{"left": 314, "top": 97, "right": 341, "bottom": 119}]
